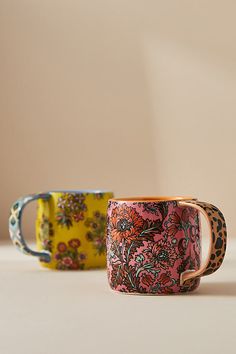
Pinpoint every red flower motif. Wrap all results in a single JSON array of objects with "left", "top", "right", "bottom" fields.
[
  {"left": 169, "top": 212, "right": 181, "bottom": 224},
  {"left": 166, "top": 208, "right": 197, "bottom": 237},
  {"left": 61, "top": 257, "right": 73, "bottom": 267},
  {"left": 151, "top": 239, "right": 178, "bottom": 269},
  {"left": 110, "top": 205, "right": 144, "bottom": 243},
  {"left": 73, "top": 212, "right": 84, "bottom": 222},
  {"left": 57, "top": 242, "right": 67, "bottom": 252},
  {"left": 182, "top": 208, "right": 197, "bottom": 223},
  {"left": 141, "top": 272, "right": 154, "bottom": 287},
  {"left": 68, "top": 238, "right": 81, "bottom": 249},
  {"left": 159, "top": 273, "right": 172, "bottom": 286},
  {"left": 71, "top": 262, "right": 80, "bottom": 270},
  {"left": 166, "top": 212, "right": 181, "bottom": 236}
]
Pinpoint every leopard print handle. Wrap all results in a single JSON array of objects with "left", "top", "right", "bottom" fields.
[
  {"left": 9, "top": 193, "right": 52, "bottom": 263},
  {"left": 178, "top": 200, "right": 227, "bottom": 285}
]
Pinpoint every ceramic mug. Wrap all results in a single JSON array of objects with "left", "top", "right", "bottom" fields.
[
  {"left": 9, "top": 190, "right": 113, "bottom": 270},
  {"left": 106, "top": 196, "right": 227, "bottom": 295}
]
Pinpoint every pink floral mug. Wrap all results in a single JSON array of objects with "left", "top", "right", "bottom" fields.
[{"left": 106, "top": 197, "right": 227, "bottom": 295}]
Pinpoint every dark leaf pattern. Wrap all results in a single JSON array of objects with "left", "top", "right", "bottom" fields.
[{"left": 107, "top": 201, "right": 201, "bottom": 294}]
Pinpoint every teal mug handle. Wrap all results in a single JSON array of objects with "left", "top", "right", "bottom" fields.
[{"left": 9, "top": 193, "right": 52, "bottom": 263}]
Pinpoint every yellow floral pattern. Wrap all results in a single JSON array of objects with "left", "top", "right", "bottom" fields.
[{"left": 36, "top": 191, "right": 113, "bottom": 269}]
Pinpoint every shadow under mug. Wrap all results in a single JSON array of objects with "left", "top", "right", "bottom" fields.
[
  {"left": 106, "top": 196, "right": 227, "bottom": 295},
  {"left": 9, "top": 190, "right": 114, "bottom": 270}
]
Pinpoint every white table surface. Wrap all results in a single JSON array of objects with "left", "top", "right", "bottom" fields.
[{"left": 0, "top": 240, "right": 236, "bottom": 354}]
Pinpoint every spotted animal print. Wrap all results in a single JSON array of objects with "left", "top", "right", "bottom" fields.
[{"left": 178, "top": 200, "right": 227, "bottom": 285}]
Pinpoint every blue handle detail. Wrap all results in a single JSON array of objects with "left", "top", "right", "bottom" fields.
[{"left": 9, "top": 193, "right": 52, "bottom": 263}]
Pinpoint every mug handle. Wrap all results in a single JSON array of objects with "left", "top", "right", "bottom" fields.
[
  {"left": 177, "top": 200, "right": 227, "bottom": 286},
  {"left": 9, "top": 193, "right": 52, "bottom": 263}
]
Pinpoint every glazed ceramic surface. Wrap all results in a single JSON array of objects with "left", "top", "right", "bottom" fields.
[
  {"left": 9, "top": 190, "right": 114, "bottom": 270},
  {"left": 106, "top": 198, "right": 227, "bottom": 295}
]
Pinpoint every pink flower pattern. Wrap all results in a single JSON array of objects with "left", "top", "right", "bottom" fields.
[{"left": 107, "top": 201, "right": 201, "bottom": 294}]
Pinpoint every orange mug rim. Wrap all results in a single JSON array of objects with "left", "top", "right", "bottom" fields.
[{"left": 109, "top": 196, "right": 196, "bottom": 202}]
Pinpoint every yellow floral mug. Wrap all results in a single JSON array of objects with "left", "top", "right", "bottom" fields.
[{"left": 9, "top": 190, "right": 113, "bottom": 270}]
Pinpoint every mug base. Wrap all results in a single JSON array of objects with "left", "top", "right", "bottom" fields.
[
  {"left": 109, "top": 287, "right": 200, "bottom": 296},
  {"left": 39, "top": 261, "right": 106, "bottom": 271},
  {"left": 108, "top": 278, "right": 201, "bottom": 296}
]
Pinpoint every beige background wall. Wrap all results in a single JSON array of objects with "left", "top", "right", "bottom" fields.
[{"left": 0, "top": 0, "right": 235, "bottom": 240}]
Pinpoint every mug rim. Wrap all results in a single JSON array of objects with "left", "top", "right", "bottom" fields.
[
  {"left": 109, "top": 196, "right": 195, "bottom": 202},
  {"left": 46, "top": 189, "right": 113, "bottom": 194}
]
